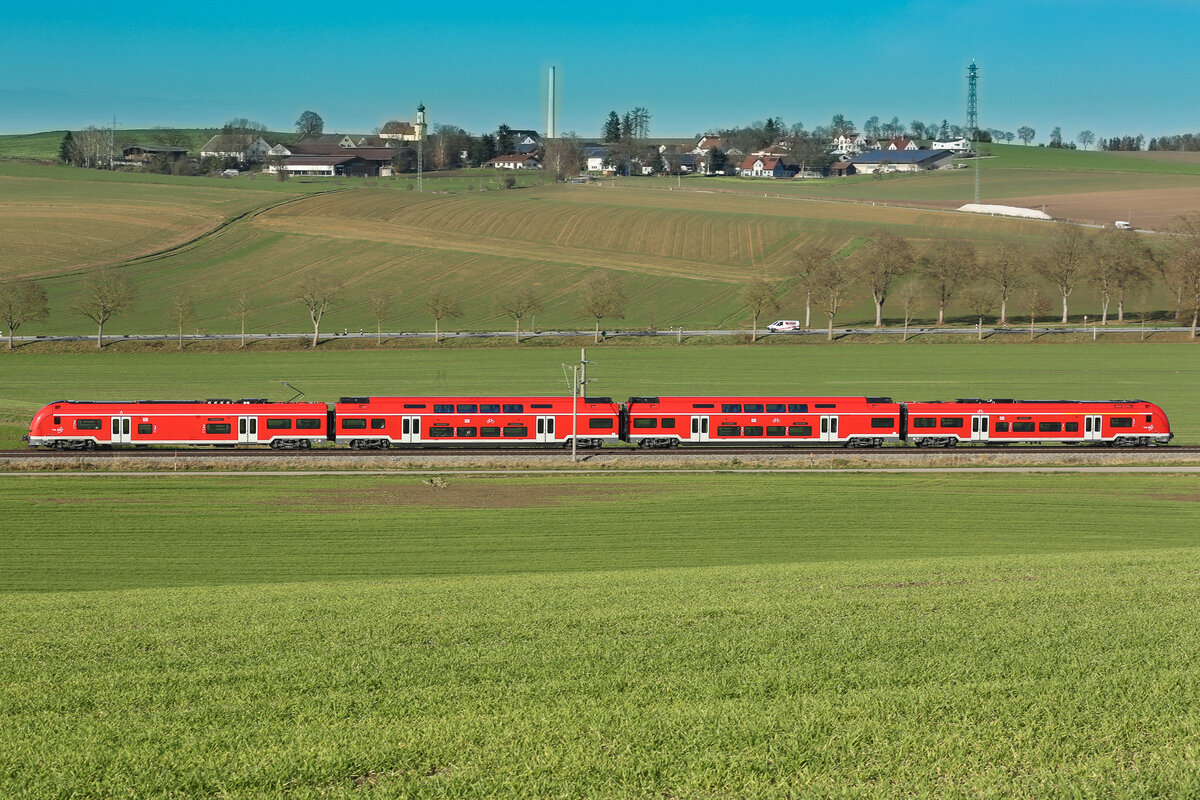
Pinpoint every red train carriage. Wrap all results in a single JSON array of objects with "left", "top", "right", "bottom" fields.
[
  {"left": 623, "top": 396, "right": 904, "bottom": 447},
  {"left": 902, "top": 399, "right": 1173, "bottom": 447},
  {"left": 332, "top": 396, "right": 622, "bottom": 449},
  {"left": 25, "top": 399, "right": 330, "bottom": 449}
]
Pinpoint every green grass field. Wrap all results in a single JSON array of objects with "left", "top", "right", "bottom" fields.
[
  {"left": 4, "top": 472, "right": 1200, "bottom": 797},
  {"left": 2, "top": 343, "right": 1197, "bottom": 446}
]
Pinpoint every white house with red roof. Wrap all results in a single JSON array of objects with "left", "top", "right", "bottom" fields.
[
  {"left": 739, "top": 155, "right": 795, "bottom": 178},
  {"left": 487, "top": 153, "right": 540, "bottom": 169},
  {"left": 885, "top": 137, "right": 918, "bottom": 151}
]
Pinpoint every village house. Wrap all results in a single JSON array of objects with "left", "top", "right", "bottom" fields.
[
  {"left": 487, "top": 153, "right": 540, "bottom": 169},
  {"left": 850, "top": 149, "right": 955, "bottom": 173},
  {"left": 199, "top": 135, "right": 271, "bottom": 163},
  {"left": 739, "top": 155, "right": 795, "bottom": 178}
]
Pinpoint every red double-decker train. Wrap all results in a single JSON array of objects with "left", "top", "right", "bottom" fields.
[{"left": 25, "top": 394, "right": 1173, "bottom": 449}]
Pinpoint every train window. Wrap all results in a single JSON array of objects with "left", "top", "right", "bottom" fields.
[
  {"left": 721, "top": 404, "right": 742, "bottom": 413},
  {"left": 503, "top": 404, "right": 524, "bottom": 414},
  {"left": 1146, "top": 415, "right": 1153, "bottom": 423},
  {"left": 661, "top": 418, "right": 676, "bottom": 429},
  {"left": 297, "top": 419, "right": 321, "bottom": 429},
  {"left": 266, "top": 419, "right": 292, "bottom": 429},
  {"left": 744, "top": 404, "right": 764, "bottom": 413},
  {"left": 633, "top": 418, "right": 658, "bottom": 429},
  {"left": 788, "top": 404, "right": 808, "bottom": 413},
  {"left": 716, "top": 425, "right": 740, "bottom": 436},
  {"left": 816, "top": 403, "right": 836, "bottom": 409},
  {"left": 403, "top": 404, "right": 426, "bottom": 409},
  {"left": 912, "top": 418, "right": 936, "bottom": 429},
  {"left": 994, "top": 422, "right": 1010, "bottom": 432},
  {"left": 692, "top": 403, "right": 714, "bottom": 409},
  {"left": 370, "top": 419, "right": 386, "bottom": 429},
  {"left": 1012, "top": 422, "right": 1035, "bottom": 432},
  {"left": 342, "top": 418, "right": 367, "bottom": 430},
  {"left": 480, "top": 404, "right": 501, "bottom": 413},
  {"left": 940, "top": 418, "right": 964, "bottom": 428},
  {"left": 138, "top": 424, "right": 153, "bottom": 434},
  {"left": 502, "top": 426, "right": 528, "bottom": 437},
  {"left": 428, "top": 426, "right": 453, "bottom": 438},
  {"left": 433, "top": 404, "right": 453, "bottom": 414},
  {"left": 481, "top": 427, "right": 501, "bottom": 437},
  {"left": 531, "top": 403, "right": 553, "bottom": 409},
  {"left": 766, "top": 426, "right": 786, "bottom": 436},
  {"left": 588, "top": 418, "right": 614, "bottom": 429},
  {"left": 1039, "top": 422, "right": 1062, "bottom": 432},
  {"left": 788, "top": 425, "right": 813, "bottom": 436},
  {"left": 1065, "top": 422, "right": 1079, "bottom": 432},
  {"left": 76, "top": 419, "right": 102, "bottom": 430},
  {"left": 744, "top": 425, "right": 763, "bottom": 436},
  {"left": 456, "top": 427, "right": 477, "bottom": 437},
  {"left": 871, "top": 418, "right": 895, "bottom": 428},
  {"left": 53, "top": 416, "right": 61, "bottom": 425},
  {"left": 1110, "top": 417, "right": 1133, "bottom": 428},
  {"left": 765, "top": 404, "right": 785, "bottom": 413},
  {"left": 205, "top": 423, "right": 232, "bottom": 434},
  {"left": 457, "top": 404, "right": 478, "bottom": 413}
]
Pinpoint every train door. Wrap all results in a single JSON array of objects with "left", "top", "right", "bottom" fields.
[
  {"left": 536, "top": 416, "right": 556, "bottom": 443},
  {"left": 111, "top": 416, "right": 132, "bottom": 444},
  {"left": 400, "top": 415, "right": 421, "bottom": 444},
  {"left": 690, "top": 416, "right": 710, "bottom": 442},
  {"left": 971, "top": 415, "right": 989, "bottom": 442},
  {"left": 1084, "top": 414, "right": 1103, "bottom": 442},
  {"left": 238, "top": 416, "right": 257, "bottom": 444},
  {"left": 820, "top": 415, "right": 838, "bottom": 442}
]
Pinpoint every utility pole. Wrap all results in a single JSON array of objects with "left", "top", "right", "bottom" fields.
[{"left": 565, "top": 348, "right": 591, "bottom": 463}]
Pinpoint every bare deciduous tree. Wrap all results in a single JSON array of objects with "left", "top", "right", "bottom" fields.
[
  {"left": 1036, "top": 226, "right": 1094, "bottom": 323},
  {"left": 807, "top": 256, "right": 858, "bottom": 340},
  {"left": 792, "top": 244, "right": 834, "bottom": 328},
  {"left": 578, "top": 273, "right": 626, "bottom": 343},
  {"left": 74, "top": 269, "right": 136, "bottom": 349},
  {"left": 856, "top": 231, "right": 914, "bottom": 326},
  {"left": 981, "top": 241, "right": 1029, "bottom": 325},
  {"left": 167, "top": 292, "right": 195, "bottom": 350},
  {"left": 920, "top": 240, "right": 978, "bottom": 325},
  {"left": 367, "top": 296, "right": 394, "bottom": 345},
  {"left": 295, "top": 275, "right": 341, "bottom": 347},
  {"left": 1023, "top": 284, "right": 1051, "bottom": 340},
  {"left": 0, "top": 279, "right": 49, "bottom": 350},
  {"left": 1092, "top": 227, "right": 1154, "bottom": 324},
  {"left": 960, "top": 287, "right": 995, "bottom": 341},
  {"left": 497, "top": 289, "right": 543, "bottom": 343},
  {"left": 423, "top": 291, "right": 462, "bottom": 343},
  {"left": 229, "top": 293, "right": 253, "bottom": 348},
  {"left": 1166, "top": 213, "right": 1200, "bottom": 337},
  {"left": 741, "top": 277, "right": 779, "bottom": 342},
  {"left": 895, "top": 281, "right": 923, "bottom": 342}
]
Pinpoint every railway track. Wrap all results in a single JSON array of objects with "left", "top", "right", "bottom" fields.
[{"left": 4, "top": 446, "right": 1198, "bottom": 459}]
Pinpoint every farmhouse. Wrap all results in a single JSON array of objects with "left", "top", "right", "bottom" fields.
[
  {"left": 265, "top": 155, "right": 382, "bottom": 177},
  {"left": 739, "top": 155, "right": 795, "bottom": 178},
  {"left": 583, "top": 145, "right": 610, "bottom": 172},
  {"left": 850, "top": 149, "right": 955, "bottom": 173},
  {"left": 379, "top": 120, "right": 418, "bottom": 141},
  {"left": 885, "top": 137, "right": 918, "bottom": 151},
  {"left": 488, "top": 153, "right": 540, "bottom": 169},
  {"left": 931, "top": 137, "right": 972, "bottom": 153},
  {"left": 120, "top": 145, "right": 188, "bottom": 165},
  {"left": 199, "top": 135, "right": 271, "bottom": 163}
]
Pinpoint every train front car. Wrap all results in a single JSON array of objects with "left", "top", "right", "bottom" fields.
[
  {"left": 623, "top": 396, "right": 903, "bottom": 448},
  {"left": 25, "top": 399, "right": 331, "bottom": 449},
  {"left": 902, "top": 399, "right": 1173, "bottom": 447},
  {"left": 333, "top": 396, "right": 622, "bottom": 449}
]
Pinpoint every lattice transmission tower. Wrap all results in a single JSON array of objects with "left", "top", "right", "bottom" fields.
[{"left": 967, "top": 60, "right": 980, "bottom": 203}]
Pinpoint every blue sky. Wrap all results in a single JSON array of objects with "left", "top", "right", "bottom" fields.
[{"left": 2, "top": 0, "right": 1196, "bottom": 143}]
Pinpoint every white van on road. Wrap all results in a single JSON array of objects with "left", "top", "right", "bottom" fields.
[{"left": 766, "top": 320, "right": 801, "bottom": 332}]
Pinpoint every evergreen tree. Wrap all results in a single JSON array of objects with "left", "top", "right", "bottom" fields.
[
  {"left": 603, "top": 112, "right": 621, "bottom": 143},
  {"left": 58, "top": 131, "right": 77, "bottom": 164}
]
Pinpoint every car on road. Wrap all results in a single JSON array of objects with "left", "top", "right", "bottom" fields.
[{"left": 766, "top": 320, "right": 801, "bottom": 332}]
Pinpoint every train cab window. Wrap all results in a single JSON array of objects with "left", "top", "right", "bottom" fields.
[
  {"left": 433, "top": 404, "right": 453, "bottom": 414},
  {"left": 1065, "top": 422, "right": 1079, "bottom": 432},
  {"left": 766, "top": 426, "right": 786, "bottom": 436},
  {"left": 1146, "top": 415, "right": 1153, "bottom": 424},
  {"left": 138, "top": 424, "right": 153, "bottom": 434},
  {"left": 342, "top": 419, "right": 367, "bottom": 430},
  {"left": 53, "top": 416, "right": 61, "bottom": 425},
  {"left": 428, "top": 426, "right": 453, "bottom": 438},
  {"left": 205, "top": 423, "right": 232, "bottom": 434},
  {"left": 633, "top": 418, "right": 657, "bottom": 429},
  {"left": 661, "top": 418, "right": 676, "bottom": 429},
  {"left": 716, "top": 425, "right": 740, "bottom": 436},
  {"left": 1039, "top": 421, "right": 1062, "bottom": 432},
  {"left": 502, "top": 426, "right": 528, "bottom": 437},
  {"left": 994, "top": 422, "right": 1010, "bottom": 432},
  {"left": 788, "top": 425, "right": 813, "bottom": 436},
  {"left": 480, "top": 427, "right": 501, "bottom": 437},
  {"left": 1110, "top": 417, "right": 1133, "bottom": 428},
  {"left": 744, "top": 404, "right": 764, "bottom": 413},
  {"left": 588, "top": 418, "right": 614, "bottom": 429},
  {"left": 457, "top": 404, "right": 478, "bottom": 413},
  {"left": 76, "top": 419, "right": 102, "bottom": 430},
  {"left": 403, "top": 404, "right": 426, "bottom": 409},
  {"left": 297, "top": 419, "right": 322, "bottom": 429},
  {"left": 456, "top": 427, "right": 477, "bottom": 437},
  {"left": 743, "top": 425, "right": 763, "bottom": 436},
  {"left": 912, "top": 418, "right": 936, "bottom": 429},
  {"left": 788, "top": 404, "right": 809, "bottom": 413},
  {"left": 765, "top": 404, "right": 785, "bottom": 413},
  {"left": 370, "top": 419, "right": 386, "bottom": 429},
  {"left": 480, "top": 404, "right": 501, "bottom": 413},
  {"left": 940, "top": 418, "right": 964, "bottom": 428},
  {"left": 871, "top": 418, "right": 895, "bottom": 428},
  {"left": 692, "top": 403, "right": 714, "bottom": 409},
  {"left": 267, "top": 419, "right": 293, "bottom": 430},
  {"left": 1012, "top": 422, "right": 1035, "bottom": 432},
  {"left": 503, "top": 404, "right": 524, "bottom": 414},
  {"left": 721, "top": 404, "right": 742, "bottom": 413}
]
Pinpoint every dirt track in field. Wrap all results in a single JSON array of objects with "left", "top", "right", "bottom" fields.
[{"left": 993, "top": 187, "right": 1200, "bottom": 228}]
